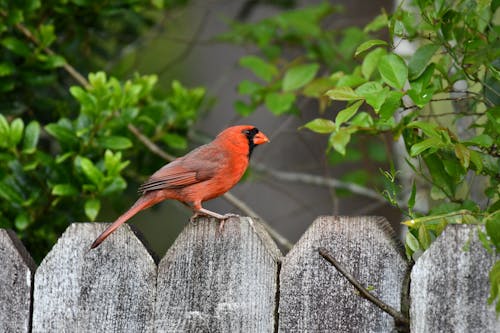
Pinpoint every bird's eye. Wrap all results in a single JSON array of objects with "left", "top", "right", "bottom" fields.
[{"left": 242, "top": 129, "right": 250, "bottom": 135}]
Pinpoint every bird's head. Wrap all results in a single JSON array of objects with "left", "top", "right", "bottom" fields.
[{"left": 217, "top": 125, "right": 270, "bottom": 157}]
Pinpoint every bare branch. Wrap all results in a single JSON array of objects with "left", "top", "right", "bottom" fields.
[
  {"left": 318, "top": 247, "right": 410, "bottom": 332},
  {"left": 2, "top": 11, "right": 90, "bottom": 88},
  {"left": 253, "top": 163, "right": 385, "bottom": 202},
  {"left": 126, "top": 124, "right": 177, "bottom": 162}
]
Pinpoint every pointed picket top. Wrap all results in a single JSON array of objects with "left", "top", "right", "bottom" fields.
[
  {"left": 411, "top": 224, "right": 500, "bottom": 333},
  {"left": 0, "top": 229, "right": 36, "bottom": 333},
  {"left": 32, "top": 223, "right": 157, "bottom": 333},
  {"left": 154, "top": 216, "right": 282, "bottom": 332},
  {"left": 279, "top": 216, "right": 410, "bottom": 332}
]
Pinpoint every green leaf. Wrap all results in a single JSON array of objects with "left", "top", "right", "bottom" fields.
[
  {"left": 485, "top": 211, "right": 500, "bottom": 249},
  {"left": 102, "top": 177, "right": 127, "bottom": 195},
  {"left": 364, "top": 13, "right": 388, "bottom": 33},
  {"left": 407, "top": 87, "right": 434, "bottom": 108},
  {"left": 97, "top": 136, "right": 133, "bottom": 150},
  {"left": 487, "top": 260, "right": 500, "bottom": 309},
  {"left": 52, "top": 184, "right": 78, "bottom": 196},
  {"left": 406, "top": 231, "right": 420, "bottom": 252},
  {"left": 85, "top": 198, "right": 100, "bottom": 221},
  {"left": 78, "top": 157, "right": 104, "bottom": 186},
  {"left": 350, "top": 112, "right": 374, "bottom": 128},
  {"left": 355, "top": 39, "right": 388, "bottom": 57},
  {"left": 23, "top": 121, "right": 40, "bottom": 153},
  {"left": 38, "top": 24, "right": 56, "bottom": 47},
  {"left": 378, "top": 54, "right": 408, "bottom": 90},
  {"left": 10, "top": 118, "right": 24, "bottom": 146},
  {"left": 303, "top": 118, "right": 336, "bottom": 134},
  {"left": 264, "top": 92, "right": 296, "bottom": 115},
  {"left": 325, "top": 87, "right": 361, "bottom": 101},
  {"left": 303, "top": 77, "right": 337, "bottom": 97},
  {"left": 418, "top": 223, "right": 432, "bottom": 250},
  {"left": 0, "top": 181, "right": 24, "bottom": 204},
  {"left": 45, "top": 123, "right": 78, "bottom": 146},
  {"left": 454, "top": 143, "right": 470, "bottom": 169},
  {"left": 0, "top": 62, "right": 15, "bottom": 77},
  {"left": 408, "top": 180, "right": 416, "bottom": 212},
  {"left": 337, "top": 74, "right": 366, "bottom": 88},
  {"left": 424, "top": 154, "right": 455, "bottom": 198},
  {"left": 239, "top": 56, "right": 278, "bottom": 82},
  {"left": 410, "top": 137, "right": 441, "bottom": 156},
  {"left": 40, "top": 54, "right": 66, "bottom": 69},
  {"left": 408, "top": 44, "right": 439, "bottom": 80},
  {"left": 0, "top": 114, "right": 9, "bottom": 147},
  {"left": 1, "top": 37, "right": 31, "bottom": 57},
  {"left": 104, "top": 150, "right": 129, "bottom": 176},
  {"left": 379, "top": 91, "right": 403, "bottom": 120},
  {"left": 238, "top": 80, "right": 262, "bottom": 95},
  {"left": 329, "top": 128, "right": 351, "bottom": 155},
  {"left": 469, "top": 150, "right": 483, "bottom": 173},
  {"left": 282, "top": 63, "right": 320, "bottom": 92},
  {"left": 336, "top": 100, "right": 363, "bottom": 126},
  {"left": 362, "top": 47, "right": 386, "bottom": 79},
  {"left": 408, "top": 121, "right": 439, "bottom": 137},
  {"left": 465, "top": 134, "right": 494, "bottom": 148},
  {"left": 162, "top": 132, "right": 187, "bottom": 150},
  {"left": 355, "top": 82, "right": 388, "bottom": 111},
  {"left": 15, "top": 213, "right": 30, "bottom": 231}
]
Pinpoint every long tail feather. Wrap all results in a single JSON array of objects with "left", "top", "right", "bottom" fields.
[{"left": 90, "top": 194, "right": 160, "bottom": 249}]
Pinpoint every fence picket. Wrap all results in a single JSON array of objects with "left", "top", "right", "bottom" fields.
[
  {"left": 0, "top": 216, "right": 498, "bottom": 332},
  {"left": 0, "top": 229, "right": 36, "bottom": 333},
  {"left": 31, "top": 223, "right": 157, "bottom": 332},
  {"left": 278, "top": 216, "right": 410, "bottom": 332},
  {"left": 410, "top": 225, "right": 500, "bottom": 333},
  {"left": 154, "top": 216, "right": 281, "bottom": 332}
]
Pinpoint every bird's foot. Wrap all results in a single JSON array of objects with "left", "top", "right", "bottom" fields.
[{"left": 218, "top": 213, "right": 239, "bottom": 233}]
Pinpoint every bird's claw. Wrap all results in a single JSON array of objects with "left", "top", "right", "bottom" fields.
[
  {"left": 218, "top": 213, "right": 239, "bottom": 232},
  {"left": 221, "top": 213, "right": 239, "bottom": 220}
]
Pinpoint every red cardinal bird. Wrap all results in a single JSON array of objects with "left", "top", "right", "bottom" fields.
[{"left": 90, "top": 125, "right": 269, "bottom": 249}]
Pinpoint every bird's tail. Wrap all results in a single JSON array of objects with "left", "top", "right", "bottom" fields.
[{"left": 90, "top": 194, "right": 161, "bottom": 249}]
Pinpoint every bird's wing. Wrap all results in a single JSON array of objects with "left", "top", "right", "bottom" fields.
[{"left": 138, "top": 144, "right": 227, "bottom": 193}]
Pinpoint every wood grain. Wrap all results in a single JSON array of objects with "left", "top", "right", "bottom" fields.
[
  {"left": 278, "top": 216, "right": 410, "bottom": 332},
  {"left": 154, "top": 216, "right": 282, "bottom": 333},
  {"left": 411, "top": 225, "right": 500, "bottom": 333},
  {"left": 31, "top": 223, "right": 157, "bottom": 332},
  {"left": 0, "top": 229, "right": 36, "bottom": 333}
]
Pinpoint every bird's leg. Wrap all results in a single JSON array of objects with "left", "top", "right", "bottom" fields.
[{"left": 190, "top": 203, "right": 238, "bottom": 232}]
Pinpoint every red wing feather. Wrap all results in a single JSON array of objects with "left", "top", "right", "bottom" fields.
[
  {"left": 138, "top": 171, "right": 199, "bottom": 193},
  {"left": 138, "top": 144, "right": 227, "bottom": 194}
]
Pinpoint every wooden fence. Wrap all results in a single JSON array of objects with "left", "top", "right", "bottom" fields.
[{"left": 0, "top": 216, "right": 498, "bottom": 332}]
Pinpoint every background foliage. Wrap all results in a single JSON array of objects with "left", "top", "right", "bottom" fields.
[
  {"left": 222, "top": 0, "right": 500, "bottom": 310},
  {"left": 0, "top": 0, "right": 204, "bottom": 261},
  {"left": 0, "top": 0, "right": 499, "bottom": 310}
]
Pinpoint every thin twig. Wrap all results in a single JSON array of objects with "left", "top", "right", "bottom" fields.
[
  {"left": 2, "top": 10, "right": 90, "bottom": 88},
  {"left": 126, "top": 124, "right": 177, "bottom": 162},
  {"left": 223, "top": 192, "right": 293, "bottom": 250},
  {"left": 158, "top": 7, "right": 211, "bottom": 76},
  {"left": 318, "top": 247, "right": 410, "bottom": 332},
  {"left": 253, "top": 163, "right": 386, "bottom": 201}
]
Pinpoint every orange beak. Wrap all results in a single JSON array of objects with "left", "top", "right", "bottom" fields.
[{"left": 253, "top": 131, "right": 270, "bottom": 145}]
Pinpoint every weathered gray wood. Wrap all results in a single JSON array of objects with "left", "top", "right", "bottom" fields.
[
  {"left": 154, "top": 216, "right": 281, "bottom": 332},
  {"left": 279, "top": 216, "right": 410, "bottom": 332},
  {"left": 32, "top": 223, "right": 157, "bottom": 333},
  {"left": 0, "top": 229, "right": 36, "bottom": 333},
  {"left": 410, "top": 225, "right": 500, "bottom": 333}
]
